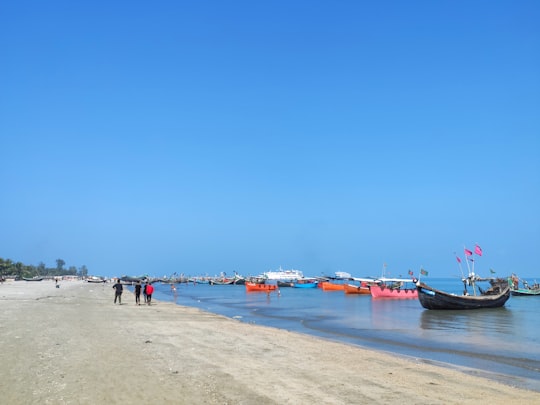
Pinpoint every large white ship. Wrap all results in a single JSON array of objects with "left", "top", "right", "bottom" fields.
[{"left": 261, "top": 267, "right": 304, "bottom": 281}]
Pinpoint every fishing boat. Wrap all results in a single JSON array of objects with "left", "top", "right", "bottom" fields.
[
  {"left": 23, "top": 276, "right": 44, "bottom": 281},
  {"left": 231, "top": 273, "right": 246, "bottom": 285},
  {"left": 417, "top": 245, "right": 511, "bottom": 310},
  {"left": 87, "top": 276, "right": 106, "bottom": 283},
  {"left": 343, "top": 283, "right": 371, "bottom": 295},
  {"left": 508, "top": 274, "right": 540, "bottom": 296},
  {"left": 277, "top": 280, "right": 294, "bottom": 287},
  {"left": 209, "top": 277, "right": 235, "bottom": 285},
  {"left": 416, "top": 276, "right": 510, "bottom": 310},
  {"left": 292, "top": 278, "right": 318, "bottom": 288},
  {"left": 320, "top": 281, "right": 345, "bottom": 291},
  {"left": 368, "top": 264, "right": 417, "bottom": 299},
  {"left": 245, "top": 282, "right": 278, "bottom": 292},
  {"left": 120, "top": 275, "right": 148, "bottom": 283},
  {"left": 370, "top": 278, "right": 418, "bottom": 299}
]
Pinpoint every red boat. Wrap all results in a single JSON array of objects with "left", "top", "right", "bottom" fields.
[
  {"left": 245, "top": 282, "right": 278, "bottom": 292},
  {"left": 370, "top": 279, "right": 418, "bottom": 299}
]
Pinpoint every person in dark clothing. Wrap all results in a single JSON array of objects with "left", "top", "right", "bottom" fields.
[
  {"left": 113, "top": 280, "right": 123, "bottom": 304},
  {"left": 134, "top": 282, "right": 142, "bottom": 305},
  {"left": 143, "top": 283, "right": 148, "bottom": 303}
]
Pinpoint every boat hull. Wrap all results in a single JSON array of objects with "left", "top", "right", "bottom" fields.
[
  {"left": 417, "top": 282, "right": 511, "bottom": 310},
  {"left": 510, "top": 289, "right": 540, "bottom": 296},
  {"left": 277, "top": 280, "right": 294, "bottom": 287},
  {"left": 245, "top": 282, "right": 278, "bottom": 292},
  {"left": 343, "top": 284, "right": 371, "bottom": 295},
  {"left": 320, "top": 282, "right": 344, "bottom": 291},
  {"left": 292, "top": 282, "right": 318, "bottom": 288},
  {"left": 370, "top": 285, "right": 418, "bottom": 299}
]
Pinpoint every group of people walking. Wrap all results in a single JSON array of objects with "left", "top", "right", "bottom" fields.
[{"left": 112, "top": 280, "right": 154, "bottom": 305}]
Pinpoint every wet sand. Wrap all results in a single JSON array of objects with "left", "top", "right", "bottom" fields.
[{"left": 0, "top": 280, "right": 536, "bottom": 404}]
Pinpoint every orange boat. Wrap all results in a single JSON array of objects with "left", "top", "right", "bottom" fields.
[
  {"left": 343, "top": 283, "right": 371, "bottom": 295},
  {"left": 320, "top": 281, "right": 345, "bottom": 291},
  {"left": 245, "top": 282, "right": 278, "bottom": 292}
]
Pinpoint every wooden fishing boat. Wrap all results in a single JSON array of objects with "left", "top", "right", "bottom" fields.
[
  {"left": 416, "top": 278, "right": 511, "bottom": 310},
  {"left": 508, "top": 274, "right": 540, "bottom": 296},
  {"left": 277, "top": 280, "right": 294, "bottom": 287},
  {"left": 343, "top": 283, "right": 370, "bottom": 295},
  {"left": 370, "top": 278, "right": 418, "bottom": 299},
  {"left": 23, "top": 277, "right": 44, "bottom": 281},
  {"left": 209, "top": 278, "right": 235, "bottom": 285},
  {"left": 292, "top": 278, "right": 318, "bottom": 288},
  {"left": 245, "top": 282, "right": 278, "bottom": 292},
  {"left": 87, "top": 276, "right": 106, "bottom": 283},
  {"left": 367, "top": 264, "right": 417, "bottom": 298},
  {"left": 320, "top": 281, "right": 345, "bottom": 291},
  {"left": 510, "top": 286, "right": 540, "bottom": 296}
]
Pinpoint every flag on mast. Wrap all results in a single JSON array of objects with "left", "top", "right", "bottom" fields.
[
  {"left": 475, "top": 244, "right": 483, "bottom": 256},
  {"left": 464, "top": 248, "right": 473, "bottom": 256},
  {"left": 420, "top": 268, "right": 428, "bottom": 276},
  {"left": 456, "top": 256, "right": 462, "bottom": 263}
]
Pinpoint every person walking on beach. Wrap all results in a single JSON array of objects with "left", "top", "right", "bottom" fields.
[
  {"left": 145, "top": 282, "right": 154, "bottom": 305},
  {"left": 113, "top": 279, "right": 123, "bottom": 304},
  {"left": 143, "top": 282, "right": 148, "bottom": 303},
  {"left": 134, "top": 281, "right": 142, "bottom": 305}
]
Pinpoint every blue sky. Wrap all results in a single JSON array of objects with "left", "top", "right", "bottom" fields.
[{"left": 1, "top": 1, "right": 539, "bottom": 279}]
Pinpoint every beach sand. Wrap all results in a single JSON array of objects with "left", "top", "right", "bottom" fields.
[{"left": 0, "top": 280, "right": 536, "bottom": 404}]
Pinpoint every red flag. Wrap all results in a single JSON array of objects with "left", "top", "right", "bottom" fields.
[
  {"left": 408, "top": 270, "right": 413, "bottom": 276},
  {"left": 456, "top": 256, "right": 462, "bottom": 263},
  {"left": 475, "top": 245, "right": 482, "bottom": 256},
  {"left": 464, "top": 248, "right": 473, "bottom": 256}
]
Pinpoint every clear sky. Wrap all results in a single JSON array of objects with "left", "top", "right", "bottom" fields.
[{"left": 1, "top": 1, "right": 539, "bottom": 279}]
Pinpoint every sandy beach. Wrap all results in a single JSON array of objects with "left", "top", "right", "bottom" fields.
[{"left": 0, "top": 280, "right": 536, "bottom": 404}]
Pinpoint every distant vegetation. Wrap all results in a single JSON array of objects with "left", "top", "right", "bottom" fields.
[{"left": 0, "top": 257, "right": 88, "bottom": 279}]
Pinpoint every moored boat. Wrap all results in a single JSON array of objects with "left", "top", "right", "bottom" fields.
[
  {"left": 343, "top": 283, "right": 370, "bottom": 295},
  {"left": 261, "top": 267, "right": 304, "bottom": 281},
  {"left": 87, "top": 276, "right": 106, "bottom": 283},
  {"left": 370, "top": 278, "right": 418, "bottom": 299},
  {"left": 292, "top": 278, "right": 318, "bottom": 288},
  {"left": 22, "top": 277, "right": 44, "bottom": 281},
  {"left": 277, "top": 280, "right": 294, "bottom": 287},
  {"left": 508, "top": 274, "right": 540, "bottom": 296},
  {"left": 320, "top": 281, "right": 345, "bottom": 291},
  {"left": 245, "top": 282, "right": 278, "bottom": 292},
  {"left": 416, "top": 277, "right": 510, "bottom": 310},
  {"left": 417, "top": 244, "right": 512, "bottom": 309}
]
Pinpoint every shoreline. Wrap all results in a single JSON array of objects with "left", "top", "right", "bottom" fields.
[{"left": 1, "top": 280, "right": 537, "bottom": 404}]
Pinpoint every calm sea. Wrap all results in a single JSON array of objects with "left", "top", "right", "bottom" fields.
[{"left": 145, "top": 278, "right": 540, "bottom": 391}]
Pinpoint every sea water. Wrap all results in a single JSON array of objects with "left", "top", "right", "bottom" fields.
[{"left": 146, "top": 278, "right": 540, "bottom": 391}]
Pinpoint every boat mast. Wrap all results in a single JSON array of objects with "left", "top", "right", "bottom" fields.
[{"left": 463, "top": 246, "right": 477, "bottom": 296}]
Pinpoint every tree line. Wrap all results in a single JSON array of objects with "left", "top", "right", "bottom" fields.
[{"left": 0, "top": 257, "right": 89, "bottom": 279}]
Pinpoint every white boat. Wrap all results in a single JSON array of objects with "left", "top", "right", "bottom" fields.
[
  {"left": 87, "top": 276, "right": 106, "bottom": 283},
  {"left": 261, "top": 267, "right": 304, "bottom": 281}
]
